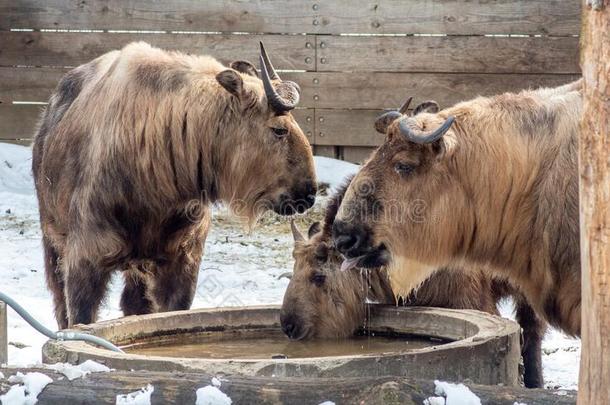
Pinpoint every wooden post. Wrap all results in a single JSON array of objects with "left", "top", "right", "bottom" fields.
[
  {"left": 0, "top": 301, "right": 7, "bottom": 365},
  {"left": 578, "top": 1, "right": 610, "bottom": 403}
]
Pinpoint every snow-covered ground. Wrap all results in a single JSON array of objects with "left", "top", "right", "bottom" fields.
[{"left": 0, "top": 144, "right": 580, "bottom": 390}]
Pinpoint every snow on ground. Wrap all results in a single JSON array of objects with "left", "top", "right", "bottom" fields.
[
  {"left": 116, "top": 384, "right": 154, "bottom": 405},
  {"left": 0, "top": 144, "right": 579, "bottom": 390}
]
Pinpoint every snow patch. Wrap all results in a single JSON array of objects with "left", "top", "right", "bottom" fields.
[
  {"left": 1, "top": 371, "right": 53, "bottom": 405},
  {"left": 211, "top": 377, "right": 221, "bottom": 388},
  {"left": 313, "top": 156, "right": 358, "bottom": 191},
  {"left": 432, "top": 380, "right": 481, "bottom": 405},
  {"left": 423, "top": 397, "right": 446, "bottom": 405},
  {"left": 318, "top": 401, "right": 336, "bottom": 405},
  {"left": 195, "top": 385, "right": 232, "bottom": 405},
  {"left": 47, "top": 360, "right": 111, "bottom": 381},
  {"left": 0, "top": 371, "right": 4, "bottom": 379},
  {"left": 115, "top": 384, "right": 154, "bottom": 405}
]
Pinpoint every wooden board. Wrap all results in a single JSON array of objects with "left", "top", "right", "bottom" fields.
[
  {"left": 0, "top": 31, "right": 315, "bottom": 70},
  {"left": 0, "top": 104, "right": 42, "bottom": 140},
  {"left": 342, "top": 146, "right": 376, "bottom": 164},
  {"left": 0, "top": 302, "right": 6, "bottom": 365},
  {"left": 0, "top": 0, "right": 314, "bottom": 34},
  {"left": 303, "top": 72, "right": 581, "bottom": 109},
  {"left": 0, "top": 0, "right": 581, "bottom": 36},
  {"left": 0, "top": 104, "right": 316, "bottom": 143},
  {"left": 315, "top": 109, "right": 385, "bottom": 147},
  {"left": 310, "top": 0, "right": 581, "bottom": 36},
  {"left": 317, "top": 35, "right": 580, "bottom": 74},
  {"left": 0, "top": 68, "right": 316, "bottom": 108}
]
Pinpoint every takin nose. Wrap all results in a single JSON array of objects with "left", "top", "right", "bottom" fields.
[
  {"left": 287, "top": 181, "right": 317, "bottom": 214},
  {"left": 332, "top": 220, "right": 369, "bottom": 258},
  {"left": 280, "top": 313, "right": 302, "bottom": 339}
]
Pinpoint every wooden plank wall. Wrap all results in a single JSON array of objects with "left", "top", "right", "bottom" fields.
[{"left": 0, "top": 0, "right": 582, "bottom": 162}]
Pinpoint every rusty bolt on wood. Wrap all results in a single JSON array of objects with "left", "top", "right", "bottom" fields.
[
  {"left": 313, "top": 95, "right": 319, "bottom": 101},
  {"left": 313, "top": 78, "right": 319, "bottom": 84},
  {"left": 312, "top": 4, "right": 319, "bottom": 11},
  {"left": 305, "top": 57, "right": 312, "bottom": 64}
]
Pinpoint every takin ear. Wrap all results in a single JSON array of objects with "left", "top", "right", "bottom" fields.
[
  {"left": 230, "top": 60, "right": 258, "bottom": 78},
  {"left": 216, "top": 69, "right": 244, "bottom": 97},
  {"left": 307, "top": 221, "right": 322, "bottom": 239},
  {"left": 374, "top": 111, "right": 403, "bottom": 134},
  {"left": 413, "top": 100, "right": 440, "bottom": 115}
]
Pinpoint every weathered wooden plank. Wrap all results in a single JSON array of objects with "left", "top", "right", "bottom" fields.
[
  {"left": 0, "top": 104, "right": 42, "bottom": 140},
  {"left": 0, "top": 367, "right": 578, "bottom": 404},
  {"left": 342, "top": 146, "right": 375, "bottom": 164},
  {"left": 0, "top": 31, "right": 315, "bottom": 70},
  {"left": 316, "top": 109, "right": 384, "bottom": 147},
  {"left": 0, "top": 68, "right": 316, "bottom": 109},
  {"left": 0, "top": 104, "right": 316, "bottom": 143},
  {"left": 317, "top": 35, "right": 580, "bottom": 74},
  {"left": 1, "top": 67, "right": 581, "bottom": 110},
  {"left": 0, "top": 302, "right": 7, "bottom": 365},
  {"left": 0, "top": 0, "right": 315, "bottom": 34},
  {"left": 0, "top": 0, "right": 581, "bottom": 36},
  {"left": 313, "top": 145, "right": 337, "bottom": 159},
  {"left": 291, "top": 108, "right": 315, "bottom": 144},
  {"left": 304, "top": 72, "right": 581, "bottom": 109},
  {"left": 312, "top": 0, "right": 581, "bottom": 36}
]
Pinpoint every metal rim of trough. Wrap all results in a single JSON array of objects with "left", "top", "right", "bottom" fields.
[{"left": 42, "top": 305, "right": 521, "bottom": 386}]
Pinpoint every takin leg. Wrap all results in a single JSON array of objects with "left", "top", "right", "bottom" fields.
[
  {"left": 149, "top": 223, "right": 208, "bottom": 312},
  {"left": 63, "top": 256, "right": 113, "bottom": 327},
  {"left": 515, "top": 295, "right": 546, "bottom": 389},
  {"left": 120, "top": 269, "right": 154, "bottom": 316},
  {"left": 42, "top": 236, "right": 68, "bottom": 329}
]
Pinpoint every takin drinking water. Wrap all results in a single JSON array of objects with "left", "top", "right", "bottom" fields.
[{"left": 281, "top": 176, "right": 546, "bottom": 388}]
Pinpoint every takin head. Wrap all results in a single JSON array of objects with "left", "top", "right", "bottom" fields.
[{"left": 213, "top": 43, "right": 317, "bottom": 218}]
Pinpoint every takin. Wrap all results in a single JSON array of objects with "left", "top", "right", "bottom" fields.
[
  {"left": 281, "top": 176, "right": 546, "bottom": 388},
  {"left": 332, "top": 81, "right": 582, "bottom": 337},
  {"left": 33, "top": 42, "right": 317, "bottom": 328}
]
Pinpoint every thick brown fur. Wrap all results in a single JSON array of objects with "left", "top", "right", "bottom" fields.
[
  {"left": 33, "top": 42, "right": 316, "bottom": 328},
  {"left": 282, "top": 178, "right": 546, "bottom": 388},
  {"left": 334, "top": 80, "right": 582, "bottom": 337}
]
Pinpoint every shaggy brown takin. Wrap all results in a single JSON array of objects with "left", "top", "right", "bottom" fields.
[
  {"left": 332, "top": 81, "right": 582, "bottom": 337},
  {"left": 281, "top": 176, "right": 546, "bottom": 388},
  {"left": 33, "top": 42, "right": 316, "bottom": 328}
]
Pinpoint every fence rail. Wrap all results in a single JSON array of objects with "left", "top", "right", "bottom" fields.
[{"left": 0, "top": 0, "right": 582, "bottom": 162}]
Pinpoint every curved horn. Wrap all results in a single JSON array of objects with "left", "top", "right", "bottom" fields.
[
  {"left": 398, "top": 96, "right": 413, "bottom": 114},
  {"left": 398, "top": 116, "right": 455, "bottom": 144},
  {"left": 290, "top": 219, "right": 305, "bottom": 242},
  {"left": 259, "top": 42, "right": 280, "bottom": 81}
]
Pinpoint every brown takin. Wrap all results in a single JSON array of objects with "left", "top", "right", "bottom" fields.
[
  {"left": 33, "top": 42, "right": 316, "bottom": 328},
  {"left": 281, "top": 176, "right": 546, "bottom": 388},
  {"left": 332, "top": 81, "right": 582, "bottom": 338}
]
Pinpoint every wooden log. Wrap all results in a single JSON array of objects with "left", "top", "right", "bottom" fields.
[
  {"left": 317, "top": 35, "right": 580, "bottom": 74},
  {"left": 0, "top": 302, "right": 6, "bottom": 365},
  {"left": 0, "top": 367, "right": 577, "bottom": 404},
  {"left": 0, "top": 0, "right": 581, "bottom": 36},
  {"left": 578, "top": 1, "right": 610, "bottom": 404},
  {"left": 0, "top": 31, "right": 315, "bottom": 70}
]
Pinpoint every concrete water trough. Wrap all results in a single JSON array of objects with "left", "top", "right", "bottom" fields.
[{"left": 42, "top": 305, "right": 521, "bottom": 386}]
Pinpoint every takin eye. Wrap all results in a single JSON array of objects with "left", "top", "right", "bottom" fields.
[
  {"left": 394, "top": 162, "right": 414, "bottom": 177},
  {"left": 271, "top": 127, "right": 289, "bottom": 138},
  {"left": 310, "top": 273, "right": 326, "bottom": 287}
]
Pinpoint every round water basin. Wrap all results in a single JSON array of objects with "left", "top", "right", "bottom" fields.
[{"left": 43, "top": 305, "right": 521, "bottom": 386}]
